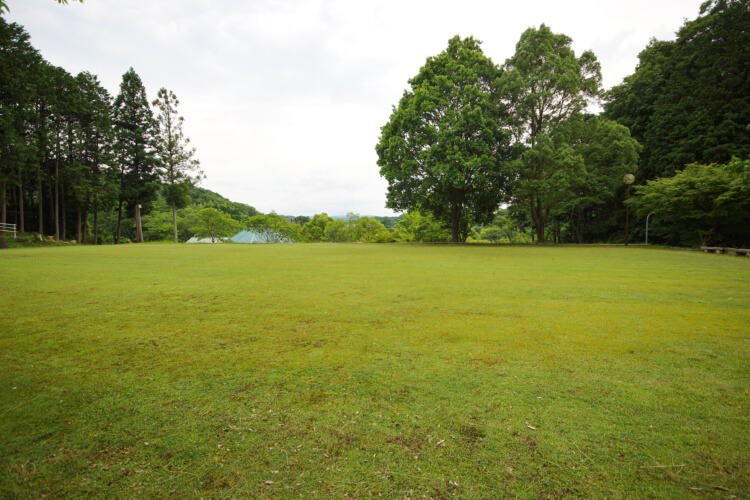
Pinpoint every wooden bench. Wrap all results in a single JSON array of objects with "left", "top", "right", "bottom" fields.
[
  {"left": 702, "top": 246, "right": 749, "bottom": 256},
  {"left": 726, "top": 247, "right": 749, "bottom": 257}
]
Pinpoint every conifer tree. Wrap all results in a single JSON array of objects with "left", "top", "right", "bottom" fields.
[
  {"left": 112, "top": 68, "right": 159, "bottom": 243},
  {"left": 152, "top": 88, "right": 202, "bottom": 243}
]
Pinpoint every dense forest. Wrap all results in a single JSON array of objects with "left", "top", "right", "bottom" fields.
[{"left": 1, "top": 0, "right": 749, "bottom": 247}]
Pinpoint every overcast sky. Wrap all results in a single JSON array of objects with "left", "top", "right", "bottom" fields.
[{"left": 7, "top": 0, "right": 702, "bottom": 216}]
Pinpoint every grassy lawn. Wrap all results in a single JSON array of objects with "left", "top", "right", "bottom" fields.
[{"left": 1, "top": 244, "right": 748, "bottom": 498}]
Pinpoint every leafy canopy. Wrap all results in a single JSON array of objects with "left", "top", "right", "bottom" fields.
[
  {"left": 190, "top": 207, "right": 241, "bottom": 242},
  {"left": 632, "top": 158, "right": 750, "bottom": 246},
  {"left": 500, "top": 24, "right": 604, "bottom": 243},
  {"left": 376, "top": 36, "right": 515, "bottom": 242}
]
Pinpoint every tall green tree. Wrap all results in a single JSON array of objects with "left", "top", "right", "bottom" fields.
[
  {"left": 190, "top": 207, "right": 240, "bottom": 243},
  {"left": 376, "top": 36, "right": 516, "bottom": 242},
  {"left": 0, "top": 18, "right": 43, "bottom": 232},
  {"left": 301, "top": 213, "right": 333, "bottom": 242},
  {"left": 556, "top": 116, "right": 641, "bottom": 243},
  {"left": 73, "top": 71, "right": 114, "bottom": 244},
  {"left": 112, "top": 68, "right": 159, "bottom": 243},
  {"left": 152, "top": 88, "right": 203, "bottom": 243},
  {"left": 501, "top": 24, "right": 602, "bottom": 243}
]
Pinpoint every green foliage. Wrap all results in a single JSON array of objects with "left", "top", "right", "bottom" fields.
[
  {"left": 113, "top": 68, "right": 159, "bottom": 208},
  {"left": 556, "top": 116, "right": 641, "bottom": 243},
  {"left": 244, "top": 212, "right": 301, "bottom": 243},
  {"left": 301, "top": 213, "right": 333, "bottom": 242},
  {"left": 393, "top": 210, "right": 450, "bottom": 242},
  {"left": 141, "top": 197, "right": 177, "bottom": 241},
  {"left": 605, "top": 0, "right": 750, "bottom": 180},
  {"left": 323, "top": 218, "right": 352, "bottom": 243},
  {"left": 351, "top": 216, "right": 391, "bottom": 243},
  {"left": 376, "top": 36, "right": 515, "bottom": 242},
  {"left": 291, "top": 215, "right": 310, "bottom": 226},
  {"left": 152, "top": 88, "right": 203, "bottom": 242},
  {"left": 633, "top": 158, "right": 750, "bottom": 246},
  {"left": 189, "top": 207, "right": 241, "bottom": 242},
  {"left": 371, "top": 215, "right": 400, "bottom": 229},
  {"left": 501, "top": 24, "right": 603, "bottom": 243},
  {"left": 187, "top": 186, "right": 258, "bottom": 221},
  {"left": 468, "top": 209, "right": 533, "bottom": 244},
  {"left": 112, "top": 68, "right": 160, "bottom": 242}
]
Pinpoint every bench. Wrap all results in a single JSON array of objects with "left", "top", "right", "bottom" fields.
[
  {"left": 726, "top": 247, "right": 750, "bottom": 257},
  {"left": 702, "top": 246, "right": 749, "bottom": 256}
]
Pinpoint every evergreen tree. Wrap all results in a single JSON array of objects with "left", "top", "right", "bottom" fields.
[
  {"left": 152, "top": 88, "right": 203, "bottom": 242},
  {"left": 74, "top": 71, "right": 114, "bottom": 243},
  {"left": 0, "top": 18, "right": 43, "bottom": 232},
  {"left": 112, "top": 68, "right": 159, "bottom": 243}
]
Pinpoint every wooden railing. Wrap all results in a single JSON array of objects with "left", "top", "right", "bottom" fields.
[{"left": 0, "top": 222, "right": 16, "bottom": 239}]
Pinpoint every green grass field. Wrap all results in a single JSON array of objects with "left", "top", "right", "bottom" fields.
[{"left": 1, "top": 244, "right": 748, "bottom": 497}]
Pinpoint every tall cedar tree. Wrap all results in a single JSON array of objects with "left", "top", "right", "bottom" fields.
[
  {"left": 112, "top": 68, "right": 159, "bottom": 243},
  {"left": 376, "top": 36, "right": 516, "bottom": 242},
  {"left": 74, "top": 71, "right": 114, "bottom": 244},
  {"left": 152, "top": 88, "right": 202, "bottom": 243},
  {"left": 0, "top": 18, "right": 43, "bottom": 232},
  {"left": 501, "top": 25, "right": 602, "bottom": 243}
]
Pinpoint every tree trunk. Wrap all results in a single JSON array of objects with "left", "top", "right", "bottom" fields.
[
  {"left": 61, "top": 190, "right": 66, "bottom": 240},
  {"left": 173, "top": 200, "right": 178, "bottom": 243},
  {"left": 93, "top": 208, "right": 98, "bottom": 245},
  {"left": 18, "top": 180, "right": 24, "bottom": 233},
  {"left": 76, "top": 203, "right": 82, "bottom": 243},
  {"left": 450, "top": 203, "right": 461, "bottom": 243},
  {"left": 83, "top": 204, "right": 89, "bottom": 244},
  {"left": 48, "top": 180, "right": 54, "bottom": 238},
  {"left": 38, "top": 174, "right": 43, "bottom": 236},
  {"left": 54, "top": 157, "right": 59, "bottom": 241},
  {"left": 135, "top": 202, "right": 143, "bottom": 243},
  {"left": 116, "top": 198, "right": 123, "bottom": 244},
  {"left": 529, "top": 197, "right": 544, "bottom": 244},
  {"left": 0, "top": 181, "right": 6, "bottom": 225},
  {"left": 535, "top": 224, "right": 544, "bottom": 244}
]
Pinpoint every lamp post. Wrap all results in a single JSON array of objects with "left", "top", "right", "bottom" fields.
[
  {"left": 623, "top": 174, "right": 635, "bottom": 245},
  {"left": 645, "top": 212, "right": 654, "bottom": 245}
]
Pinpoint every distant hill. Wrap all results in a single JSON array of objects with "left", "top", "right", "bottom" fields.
[
  {"left": 188, "top": 186, "right": 259, "bottom": 221},
  {"left": 186, "top": 187, "right": 401, "bottom": 228}
]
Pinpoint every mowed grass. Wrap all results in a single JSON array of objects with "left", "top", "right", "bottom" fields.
[{"left": 1, "top": 244, "right": 748, "bottom": 498}]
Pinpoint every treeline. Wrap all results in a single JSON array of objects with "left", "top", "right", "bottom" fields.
[
  {"left": 0, "top": 16, "right": 203, "bottom": 244},
  {"left": 197, "top": 211, "right": 446, "bottom": 244},
  {"left": 377, "top": 0, "right": 750, "bottom": 247}
]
